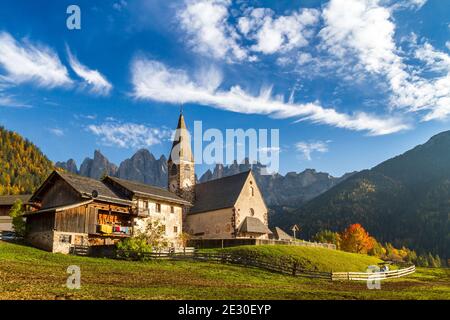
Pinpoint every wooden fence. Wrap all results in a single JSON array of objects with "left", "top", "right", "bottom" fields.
[
  {"left": 331, "top": 265, "right": 416, "bottom": 281},
  {"left": 114, "top": 249, "right": 416, "bottom": 281}
]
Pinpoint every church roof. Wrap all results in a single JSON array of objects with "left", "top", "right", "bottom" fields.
[
  {"left": 189, "top": 171, "right": 251, "bottom": 214},
  {"left": 238, "top": 216, "right": 272, "bottom": 235},
  {"left": 272, "top": 227, "right": 292, "bottom": 240},
  {"left": 104, "top": 176, "right": 190, "bottom": 205}
]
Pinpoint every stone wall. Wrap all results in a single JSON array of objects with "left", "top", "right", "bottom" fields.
[
  {"left": 185, "top": 208, "right": 234, "bottom": 239},
  {"left": 27, "top": 230, "right": 89, "bottom": 254}
]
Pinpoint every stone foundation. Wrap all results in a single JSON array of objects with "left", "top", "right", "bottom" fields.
[{"left": 27, "top": 231, "right": 89, "bottom": 254}]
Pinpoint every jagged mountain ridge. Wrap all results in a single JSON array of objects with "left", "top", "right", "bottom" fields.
[
  {"left": 273, "top": 130, "right": 450, "bottom": 257},
  {"left": 56, "top": 152, "right": 351, "bottom": 206}
]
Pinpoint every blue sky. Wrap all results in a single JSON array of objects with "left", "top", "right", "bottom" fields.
[{"left": 0, "top": 0, "right": 449, "bottom": 177}]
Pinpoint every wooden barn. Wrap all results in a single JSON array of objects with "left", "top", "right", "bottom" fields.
[
  {"left": 24, "top": 170, "right": 189, "bottom": 253},
  {"left": 24, "top": 171, "right": 133, "bottom": 253}
]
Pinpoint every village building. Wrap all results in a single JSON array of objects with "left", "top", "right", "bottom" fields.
[
  {"left": 271, "top": 227, "right": 293, "bottom": 241},
  {"left": 168, "top": 113, "right": 272, "bottom": 240},
  {"left": 24, "top": 111, "right": 272, "bottom": 253},
  {"left": 24, "top": 170, "right": 188, "bottom": 253},
  {"left": 0, "top": 194, "right": 31, "bottom": 232}
]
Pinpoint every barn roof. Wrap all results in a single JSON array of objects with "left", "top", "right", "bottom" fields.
[
  {"left": 23, "top": 200, "right": 94, "bottom": 216},
  {"left": 189, "top": 171, "right": 251, "bottom": 214},
  {"left": 0, "top": 194, "right": 32, "bottom": 206},
  {"left": 238, "top": 216, "right": 272, "bottom": 235},
  {"left": 30, "top": 170, "right": 131, "bottom": 205},
  {"left": 104, "top": 176, "right": 190, "bottom": 205},
  {"left": 272, "top": 227, "right": 292, "bottom": 240}
]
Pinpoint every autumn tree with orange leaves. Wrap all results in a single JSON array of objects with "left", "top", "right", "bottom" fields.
[{"left": 340, "top": 223, "right": 375, "bottom": 254}]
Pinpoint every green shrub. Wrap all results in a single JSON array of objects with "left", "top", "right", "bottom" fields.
[
  {"left": 116, "top": 237, "right": 152, "bottom": 261},
  {"left": 9, "top": 199, "right": 25, "bottom": 237}
]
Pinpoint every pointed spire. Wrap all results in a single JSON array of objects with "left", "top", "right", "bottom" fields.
[{"left": 169, "top": 112, "right": 193, "bottom": 162}]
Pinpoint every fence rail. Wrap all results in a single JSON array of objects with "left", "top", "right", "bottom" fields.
[
  {"left": 113, "top": 250, "right": 415, "bottom": 281},
  {"left": 331, "top": 265, "right": 416, "bottom": 281}
]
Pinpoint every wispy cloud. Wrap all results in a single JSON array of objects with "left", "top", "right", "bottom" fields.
[
  {"left": 319, "top": 0, "right": 450, "bottom": 122},
  {"left": 67, "top": 46, "right": 113, "bottom": 95},
  {"left": 0, "top": 32, "right": 72, "bottom": 87},
  {"left": 131, "top": 57, "right": 409, "bottom": 136},
  {"left": 295, "top": 140, "right": 329, "bottom": 161},
  {"left": 0, "top": 93, "right": 30, "bottom": 108},
  {"left": 87, "top": 120, "right": 172, "bottom": 149},
  {"left": 47, "top": 128, "right": 64, "bottom": 137}
]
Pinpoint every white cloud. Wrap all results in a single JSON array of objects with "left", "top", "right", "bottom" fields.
[
  {"left": 177, "top": 0, "right": 248, "bottom": 61},
  {"left": 0, "top": 32, "right": 72, "bottom": 87},
  {"left": 392, "top": 0, "right": 427, "bottom": 10},
  {"left": 131, "top": 57, "right": 409, "bottom": 135},
  {"left": 113, "top": 0, "right": 128, "bottom": 11},
  {"left": 446, "top": 41, "right": 450, "bottom": 51},
  {"left": 0, "top": 93, "right": 30, "bottom": 108},
  {"left": 239, "top": 8, "right": 320, "bottom": 54},
  {"left": 295, "top": 141, "right": 329, "bottom": 161},
  {"left": 298, "top": 52, "right": 313, "bottom": 65},
  {"left": 48, "top": 128, "right": 64, "bottom": 137},
  {"left": 87, "top": 121, "right": 172, "bottom": 149},
  {"left": 319, "top": 0, "right": 450, "bottom": 122},
  {"left": 67, "top": 46, "right": 113, "bottom": 95}
]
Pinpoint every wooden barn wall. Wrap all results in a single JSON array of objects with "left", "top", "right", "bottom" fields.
[
  {"left": 41, "top": 179, "right": 82, "bottom": 209},
  {"left": 55, "top": 206, "right": 90, "bottom": 233},
  {"left": 0, "top": 206, "right": 11, "bottom": 216},
  {"left": 27, "top": 213, "right": 55, "bottom": 233}
]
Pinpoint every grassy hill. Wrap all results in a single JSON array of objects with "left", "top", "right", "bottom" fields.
[
  {"left": 0, "top": 126, "right": 53, "bottom": 195},
  {"left": 205, "top": 245, "right": 383, "bottom": 272},
  {"left": 274, "top": 130, "right": 450, "bottom": 258},
  {"left": 1, "top": 241, "right": 449, "bottom": 300}
]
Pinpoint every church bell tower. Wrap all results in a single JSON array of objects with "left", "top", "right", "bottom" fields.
[{"left": 167, "top": 111, "right": 195, "bottom": 203}]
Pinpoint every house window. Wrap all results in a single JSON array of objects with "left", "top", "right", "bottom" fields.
[
  {"left": 170, "top": 206, "right": 175, "bottom": 213},
  {"left": 143, "top": 200, "right": 149, "bottom": 209},
  {"left": 60, "top": 234, "right": 71, "bottom": 243},
  {"left": 250, "top": 208, "right": 255, "bottom": 216},
  {"left": 156, "top": 203, "right": 161, "bottom": 213},
  {"left": 174, "top": 226, "right": 178, "bottom": 233}
]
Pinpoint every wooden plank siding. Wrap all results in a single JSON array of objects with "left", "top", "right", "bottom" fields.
[
  {"left": 55, "top": 206, "right": 88, "bottom": 233},
  {"left": 53, "top": 202, "right": 132, "bottom": 235},
  {"left": 41, "top": 179, "right": 82, "bottom": 209},
  {"left": 26, "top": 212, "right": 55, "bottom": 233}
]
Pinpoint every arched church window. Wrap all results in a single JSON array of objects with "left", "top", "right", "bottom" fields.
[
  {"left": 250, "top": 186, "right": 254, "bottom": 196},
  {"left": 250, "top": 208, "right": 255, "bottom": 216}
]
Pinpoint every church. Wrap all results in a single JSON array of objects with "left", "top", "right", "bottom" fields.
[
  {"left": 167, "top": 112, "right": 272, "bottom": 240},
  {"left": 24, "top": 113, "right": 271, "bottom": 253}
]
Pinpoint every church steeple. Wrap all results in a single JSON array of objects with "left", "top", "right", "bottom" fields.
[{"left": 168, "top": 111, "right": 195, "bottom": 202}]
